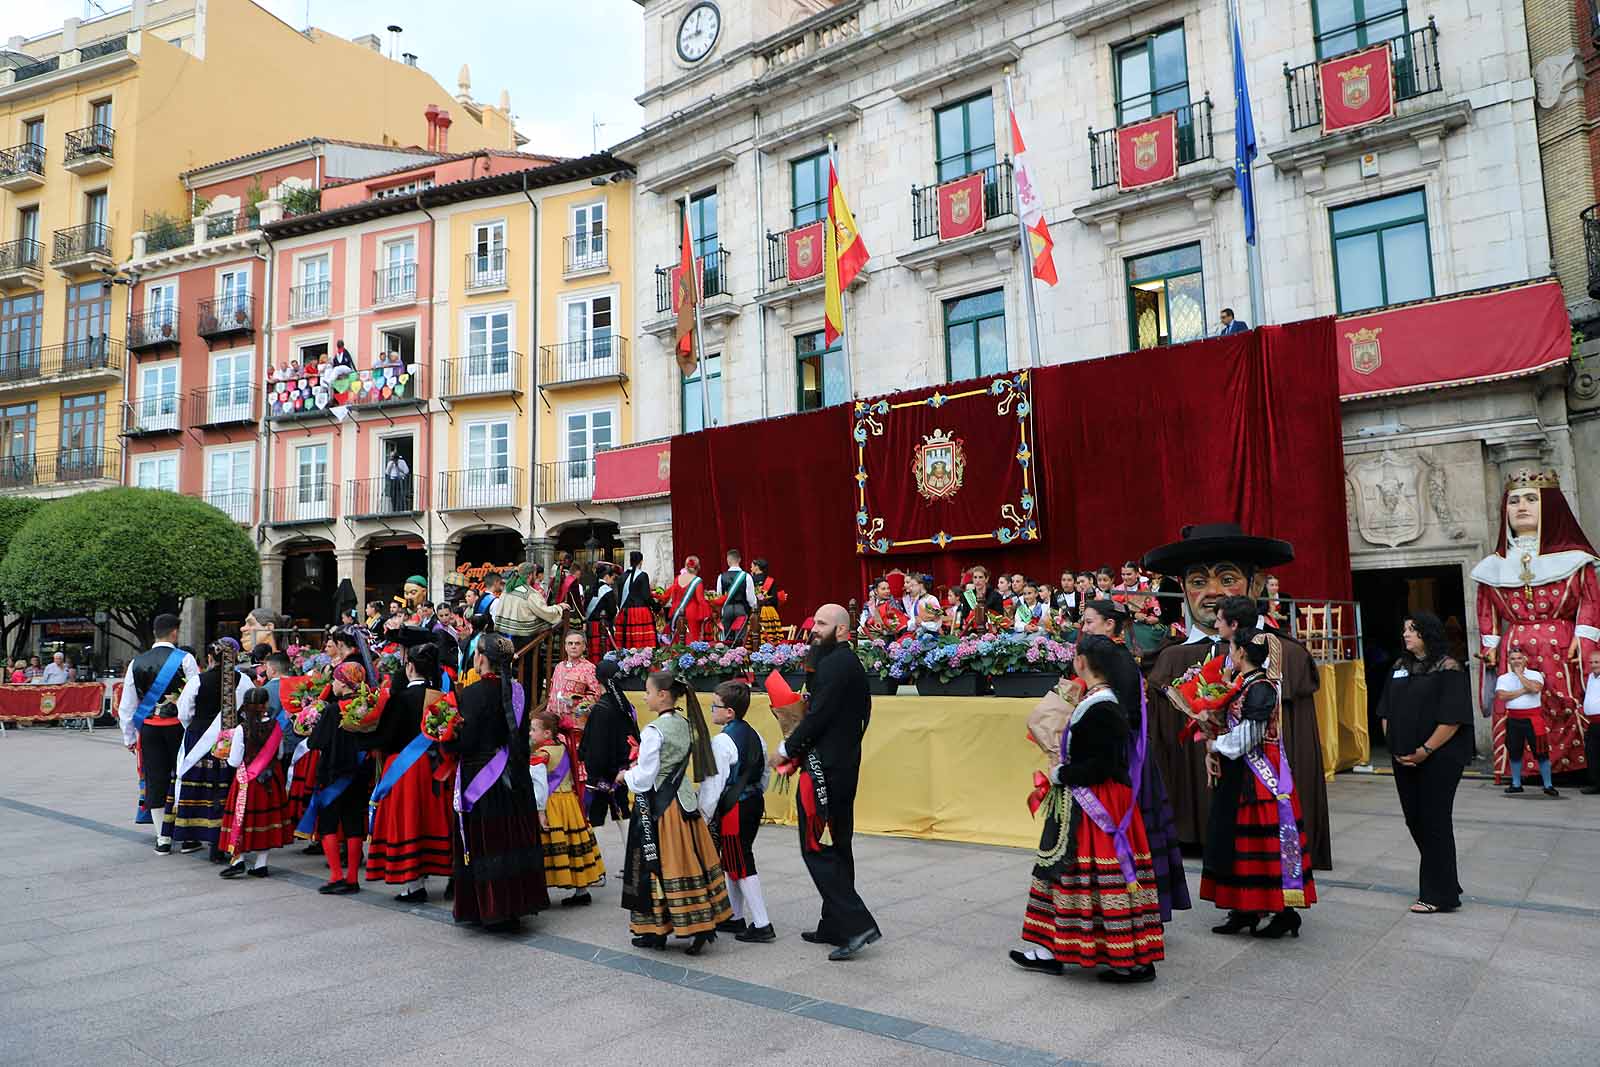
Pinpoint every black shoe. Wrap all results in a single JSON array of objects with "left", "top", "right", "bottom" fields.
[
  {"left": 1098, "top": 964, "right": 1157, "bottom": 984},
  {"left": 716, "top": 918, "right": 747, "bottom": 934},
  {"left": 1008, "top": 949, "right": 1064, "bottom": 975},
  {"left": 395, "top": 887, "right": 429, "bottom": 904},
  {"left": 483, "top": 918, "right": 522, "bottom": 933},
  {"left": 631, "top": 933, "right": 667, "bottom": 949},
  {"left": 219, "top": 862, "right": 247, "bottom": 879},
  {"left": 178, "top": 841, "right": 203, "bottom": 854},
  {"left": 800, "top": 929, "right": 844, "bottom": 946},
  {"left": 246, "top": 866, "right": 270, "bottom": 879},
  {"left": 317, "top": 879, "right": 345, "bottom": 894},
  {"left": 1210, "top": 911, "right": 1260, "bottom": 935},
  {"left": 1543, "top": 786, "right": 1561, "bottom": 798},
  {"left": 736, "top": 924, "right": 776, "bottom": 944},
  {"left": 559, "top": 892, "right": 592, "bottom": 908},
  {"left": 1581, "top": 785, "right": 1600, "bottom": 795},
  {"left": 1504, "top": 785, "right": 1525, "bottom": 794},
  {"left": 153, "top": 840, "right": 173, "bottom": 855},
  {"left": 1253, "top": 910, "right": 1303, "bottom": 940},
  {"left": 334, "top": 881, "right": 359, "bottom": 895},
  {"left": 685, "top": 932, "right": 715, "bottom": 957},
  {"left": 443, "top": 878, "right": 455, "bottom": 901},
  {"left": 208, "top": 848, "right": 226, "bottom": 864},
  {"left": 828, "top": 926, "right": 882, "bottom": 961}
]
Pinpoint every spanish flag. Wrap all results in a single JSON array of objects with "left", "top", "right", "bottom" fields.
[
  {"left": 823, "top": 157, "right": 869, "bottom": 346},
  {"left": 674, "top": 209, "right": 699, "bottom": 377}
]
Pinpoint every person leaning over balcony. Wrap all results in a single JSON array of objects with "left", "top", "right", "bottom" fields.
[
  {"left": 1217, "top": 308, "right": 1249, "bottom": 336},
  {"left": 331, "top": 340, "right": 355, "bottom": 370}
]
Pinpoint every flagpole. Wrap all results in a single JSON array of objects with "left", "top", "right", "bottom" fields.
[
  {"left": 684, "top": 189, "right": 711, "bottom": 429},
  {"left": 1229, "top": 0, "right": 1266, "bottom": 328},
  {"left": 1004, "top": 70, "right": 1043, "bottom": 369},
  {"left": 827, "top": 136, "right": 857, "bottom": 400}
]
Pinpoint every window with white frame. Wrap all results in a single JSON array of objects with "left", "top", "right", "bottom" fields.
[
  {"left": 145, "top": 282, "right": 177, "bottom": 334},
  {"left": 218, "top": 267, "right": 249, "bottom": 317},
  {"left": 377, "top": 236, "right": 417, "bottom": 302},
  {"left": 134, "top": 452, "right": 178, "bottom": 492},
  {"left": 137, "top": 360, "right": 180, "bottom": 432},
  {"left": 464, "top": 308, "right": 512, "bottom": 391},
  {"left": 469, "top": 221, "right": 506, "bottom": 288},
  {"left": 293, "top": 441, "right": 330, "bottom": 520},
  {"left": 209, "top": 349, "right": 252, "bottom": 423},
  {"left": 560, "top": 293, "right": 615, "bottom": 378},
  {"left": 569, "top": 202, "right": 606, "bottom": 271},
  {"left": 206, "top": 445, "right": 253, "bottom": 523},
  {"left": 562, "top": 407, "right": 614, "bottom": 499},
  {"left": 294, "top": 254, "right": 330, "bottom": 319},
  {"left": 463, "top": 420, "right": 512, "bottom": 507}
]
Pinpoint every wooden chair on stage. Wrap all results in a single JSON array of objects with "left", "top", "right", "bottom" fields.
[{"left": 1296, "top": 603, "right": 1342, "bottom": 662}]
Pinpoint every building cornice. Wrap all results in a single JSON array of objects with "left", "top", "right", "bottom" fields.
[
  {"left": 1072, "top": 165, "right": 1236, "bottom": 243},
  {"left": 756, "top": 104, "right": 862, "bottom": 153},
  {"left": 1059, "top": 0, "right": 1176, "bottom": 37},
  {"left": 1267, "top": 100, "right": 1472, "bottom": 192},
  {"left": 890, "top": 42, "right": 1022, "bottom": 103},
  {"left": 640, "top": 149, "right": 738, "bottom": 196}
]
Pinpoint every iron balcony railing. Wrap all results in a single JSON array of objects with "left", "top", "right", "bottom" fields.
[
  {"left": 202, "top": 211, "right": 254, "bottom": 241},
  {"left": 0, "top": 143, "right": 46, "bottom": 181},
  {"left": 0, "top": 238, "right": 43, "bottom": 274},
  {"left": 437, "top": 467, "right": 523, "bottom": 511},
  {"left": 540, "top": 336, "right": 627, "bottom": 386},
  {"left": 911, "top": 158, "right": 1016, "bottom": 240},
  {"left": 197, "top": 295, "right": 255, "bottom": 338},
  {"left": 265, "top": 484, "right": 336, "bottom": 526},
  {"left": 564, "top": 230, "right": 609, "bottom": 274},
  {"left": 127, "top": 308, "right": 179, "bottom": 351},
  {"left": 1584, "top": 205, "right": 1600, "bottom": 301},
  {"left": 465, "top": 248, "right": 507, "bottom": 290},
  {"left": 1089, "top": 96, "right": 1214, "bottom": 190},
  {"left": 437, "top": 350, "right": 523, "bottom": 398},
  {"left": 12, "top": 56, "right": 60, "bottom": 84},
  {"left": 1285, "top": 19, "right": 1442, "bottom": 133},
  {"left": 0, "top": 447, "right": 120, "bottom": 490},
  {"left": 654, "top": 247, "right": 731, "bottom": 313},
  {"left": 64, "top": 124, "right": 115, "bottom": 164},
  {"left": 347, "top": 475, "right": 427, "bottom": 519},
  {"left": 373, "top": 261, "right": 417, "bottom": 305},
  {"left": 289, "top": 281, "right": 331, "bottom": 321},
  {"left": 203, "top": 488, "right": 254, "bottom": 525},
  {"left": 121, "top": 395, "right": 181, "bottom": 436},
  {"left": 0, "top": 338, "right": 122, "bottom": 385},
  {"left": 78, "top": 36, "right": 129, "bottom": 62},
  {"left": 52, "top": 222, "right": 113, "bottom": 264},
  {"left": 538, "top": 459, "right": 599, "bottom": 505},
  {"left": 189, "top": 383, "right": 257, "bottom": 428}
]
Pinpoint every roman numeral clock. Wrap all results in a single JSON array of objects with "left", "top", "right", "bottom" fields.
[{"left": 677, "top": 1, "right": 722, "bottom": 63}]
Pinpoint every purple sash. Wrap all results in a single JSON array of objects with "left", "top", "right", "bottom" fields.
[
  {"left": 453, "top": 681, "right": 526, "bottom": 867},
  {"left": 1060, "top": 687, "right": 1146, "bottom": 889},
  {"left": 547, "top": 747, "right": 571, "bottom": 792},
  {"left": 1231, "top": 678, "right": 1307, "bottom": 907}
]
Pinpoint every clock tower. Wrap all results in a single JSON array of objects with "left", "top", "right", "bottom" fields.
[{"left": 637, "top": 1, "right": 841, "bottom": 109}]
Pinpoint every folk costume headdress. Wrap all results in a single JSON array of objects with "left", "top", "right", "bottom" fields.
[{"left": 1470, "top": 469, "right": 1599, "bottom": 590}]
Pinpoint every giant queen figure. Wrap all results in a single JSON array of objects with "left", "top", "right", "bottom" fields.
[{"left": 1473, "top": 469, "right": 1600, "bottom": 779}]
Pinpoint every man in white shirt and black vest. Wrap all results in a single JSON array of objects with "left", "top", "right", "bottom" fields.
[{"left": 117, "top": 613, "right": 201, "bottom": 852}]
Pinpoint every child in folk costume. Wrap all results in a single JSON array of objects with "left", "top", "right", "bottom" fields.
[
  {"left": 579, "top": 659, "right": 641, "bottom": 826},
  {"left": 1013, "top": 582, "right": 1052, "bottom": 633},
  {"left": 582, "top": 563, "right": 620, "bottom": 664},
  {"left": 666, "top": 557, "right": 713, "bottom": 643},
  {"left": 218, "top": 687, "right": 294, "bottom": 879},
  {"left": 530, "top": 710, "right": 606, "bottom": 905},
  {"left": 708, "top": 681, "right": 775, "bottom": 943},
  {"left": 165, "top": 638, "right": 243, "bottom": 861},
  {"left": 305, "top": 661, "right": 378, "bottom": 895},
  {"left": 620, "top": 668, "right": 733, "bottom": 954},
  {"left": 750, "top": 559, "right": 784, "bottom": 647}
]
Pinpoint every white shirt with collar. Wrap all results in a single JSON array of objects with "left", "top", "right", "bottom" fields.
[
  {"left": 117, "top": 641, "right": 202, "bottom": 746},
  {"left": 1583, "top": 672, "right": 1600, "bottom": 718},
  {"left": 1495, "top": 669, "right": 1544, "bottom": 711}
]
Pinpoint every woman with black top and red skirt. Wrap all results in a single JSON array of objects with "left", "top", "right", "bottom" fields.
[{"left": 307, "top": 660, "right": 376, "bottom": 895}]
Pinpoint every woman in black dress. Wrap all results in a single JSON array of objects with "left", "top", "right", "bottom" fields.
[
  {"left": 1378, "top": 611, "right": 1474, "bottom": 914},
  {"left": 579, "top": 658, "right": 640, "bottom": 827}
]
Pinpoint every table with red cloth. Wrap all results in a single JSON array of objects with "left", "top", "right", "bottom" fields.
[{"left": 0, "top": 683, "right": 107, "bottom": 722}]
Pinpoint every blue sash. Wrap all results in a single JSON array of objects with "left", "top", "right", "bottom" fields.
[
  {"left": 296, "top": 752, "right": 368, "bottom": 836},
  {"left": 367, "top": 731, "right": 434, "bottom": 833},
  {"left": 132, "top": 648, "right": 187, "bottom": 731}
]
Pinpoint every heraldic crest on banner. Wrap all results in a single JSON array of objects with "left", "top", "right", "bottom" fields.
[
  {"left": 795, "top": 232, "right": 816, "bottom": 270},
  {"left": 1345, "top": 326, "right": 1383, "bottom": 376},
  {"left": 853, "top": 371, "right": 1039, "bottom": 555}
]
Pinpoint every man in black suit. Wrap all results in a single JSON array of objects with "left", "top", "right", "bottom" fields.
[{"left": 775, "top": 602, "right": 881, "bottom": 960}]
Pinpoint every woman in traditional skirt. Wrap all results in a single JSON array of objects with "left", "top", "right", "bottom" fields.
[
  {"left": 530, "top": 709, "right": 606, "bottom": 905},
  {"left": 307, "top": 660, "right": 377, "bottom": 895},
  {"left": 615, "top": 551, "right": 659, "bottom": 651},
  {"left": 620, "top": 668, "right": 733, "bottom": 954},
  {"left": 665, "top": 557, "right": 713, "bottom": 643},
  {"left": 750, "top": 559, "right": 784, "bottom": 647},
  {"left": 578, "top": 658, "right": 640, "bottom": 827},
  {"left": 366, "top": 639, "right": 454, "bottom": 903},
  {"left": 164, "top": 639, "right": 242, "bottom": 862},
  {"left": 1013, "top": 635, "right": 1164, "bottom": 983},
  {"left": 445, "top": 634, "right": 548, "bottom": 929},
  {"left": 1202, "top": 628, "right": 1317, "bottom": 939},
  {"left": 581, "top": 562, "right": 619, "bottom": 664},
  {"left": 218, "top": 687, "right": 293, "bottom": 879}
]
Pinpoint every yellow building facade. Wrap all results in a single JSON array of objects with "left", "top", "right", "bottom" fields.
[{"left": 0, "top": 0, "right": 518, "bottom": 499}]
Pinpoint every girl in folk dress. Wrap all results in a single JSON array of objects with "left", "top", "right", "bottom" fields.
[
  {"left": 218, "top": 687, "right": 294, "bottom": 880},
  {"left": 666, "top": 557, "right": 713, "bottom": 643},
  {"left": 530, "top": 710, "right": 606, "bottom": 905}
]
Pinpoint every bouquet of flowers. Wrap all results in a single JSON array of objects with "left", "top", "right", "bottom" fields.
[
  {"left": 603, "top": 645, "right": 656, "bottom": 680},
  {"left": 860, "top": 610, "right": 907, "bottom": 641},
  {"left": 290, "top": 699, "right": 324, "bottom": 736},
  {"left": 752, "top": 641, "right": 810, "bottom": 674},
  {"left": 210, "top": 733, "right": 233, "bottom": 761},
  {"left": 705, "top": 592, "right": 727, "bottom": 610},
  {"left": 422, "top": 690, "right": 461, "bottom": 743},
  {"left": 376, "top": 647, "right": 404, "bottom": 678},
  {"left": 338, "top": 682, "right": 387, "bottom": 733},
  {"left": 651, "top": 585, "right": 669, "bottom": 603},
  {"left": 777, "top": 590, "right": 789, "bottom": 606},
  {"left": 286, "top": 677, "right": 325, "bottom": 713},
  {"left": 1167, "top": 656, "right": 1239, "bottom": 744}
]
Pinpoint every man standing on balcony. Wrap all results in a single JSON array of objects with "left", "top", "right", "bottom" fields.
[
  {"left": 117, "top": 613, "right": 201, "bottom": 851},
  {"left": 385, "top": 448, "right": 412, "bottom": 513},
  {"left": 331, "top": 339, "right": 355, "bottom": 370}
]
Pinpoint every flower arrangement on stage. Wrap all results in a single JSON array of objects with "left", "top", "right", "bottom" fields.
[
  {"left": 422, "top": 691, "right": 460, "bottom": 743},
  {"left": 286, "top": 645, "right": 332, "bottom": 676},
  {"left": 985, "top": 632, "right": 1076, "bottom": 677},
  {"left": 338, "top": 682, "right": 387, "bottom": 733},
  {"left": 751, "top": 641, "right": 810, "bottom": 673},
  {"left": 852, "top": 631, "right": 1075, "bottom": 684},
  {"left": 604, "top": 646, "right": 656, "bottom": 680},
  {"left": 671, "top": 640, "right": 751, "bottom": 679},
  {"left": 1167, "top": 656, "right": 1240, "bottom": 743}
]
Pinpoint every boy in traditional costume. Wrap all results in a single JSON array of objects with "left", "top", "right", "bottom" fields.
[
  {"left": 118, "top": 613, "right": 202, "bottom": 852},
  {"left": 164, "top": 638, "right": 241, "bottom": 860},
  {"left": 709, "top": 681, "right": 775, "bottom": 943},
  {"left": 716, "top": 550, "right": 758, "bottom": 646}
]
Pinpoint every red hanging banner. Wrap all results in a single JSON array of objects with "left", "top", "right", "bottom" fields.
[
  {"left": 1319, "top": 43, "right": 1395, "bottom": 135},
  {"left": 1116, "top": 112, "right": 1178, "bottom": 191},
  {"left": 785, "top": 221, "right": 825, "bottom": 281},
  {"left": 936, "top": 172, "right": 987, "bottom": 241},
  {"left": 593, "top": 440, "right": 672, "bottom": 503},
  {"left": 669, "top": 257, "right": 705, "bottom": 314}
]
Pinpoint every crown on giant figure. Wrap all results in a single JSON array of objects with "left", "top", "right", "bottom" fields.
[{"left": 1504, "top": 468, "right": 1560, "bottom": 491}]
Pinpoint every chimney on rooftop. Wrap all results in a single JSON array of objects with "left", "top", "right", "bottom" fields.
[
  {"left": 402, "top": 52, "right": 417, "bottom": 67},
  {"left": 352, "top": 33, "right": 381, "bottom": 52},
  {"left": 424, "top": 105, "right": 440, "bottom": 152},
  {"left": 435, "top": 110, "right": 451, "bottom": 153}
]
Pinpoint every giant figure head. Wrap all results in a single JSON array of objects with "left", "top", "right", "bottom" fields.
[{"left": 1142, "top": 523, "right": 1294, "bottom": 635}]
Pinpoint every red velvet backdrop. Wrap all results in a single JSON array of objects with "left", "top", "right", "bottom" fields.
[{"left": 670, "top": 319, "right": 1351, "bottom": 625}]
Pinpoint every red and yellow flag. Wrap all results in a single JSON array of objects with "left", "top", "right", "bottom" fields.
[
  {"left": 674, "top": 209, "right": 699, "bottom": 377},
  {"left": 824, "top": 158, "right": 869, "bottom": 346},
  {"left": 1009, "top": 108, "right": 1057, "bottom": 287}
]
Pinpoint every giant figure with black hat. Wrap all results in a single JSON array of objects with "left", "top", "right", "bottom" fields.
[{"left": 1143, "top": 523, "right": 1331, "bottom": 871}]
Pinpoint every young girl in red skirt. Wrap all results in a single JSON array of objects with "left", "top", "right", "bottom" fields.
[
  {"left": 366, "top": 640, "right": 455, "bottom": 902},
  {"left": 219, "top": 687, "right": 294, "bottom": 879}
]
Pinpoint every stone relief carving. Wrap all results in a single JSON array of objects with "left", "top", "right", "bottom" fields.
[
  {"left": 1349, "top": 449, "right": 1424, "bottom": 547},
  {"left": 1419, "top": 453, "right": 1466, "bottom": 541},
  {"left": 1533, "top": 52, "right": 1585, "bottom": 110}
]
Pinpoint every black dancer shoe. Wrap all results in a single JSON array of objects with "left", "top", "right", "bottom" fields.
[
  {"left": 1211, "top": 911, "right": 1260, "bottom": 935},
  {"left": 332, "top": 881, "right": 359, "bottom": 896},
  {"left": 302, "top": 841, "right": 324, "bottom": 854},
  {"left": 828, "top": 926, "right": 882, "bottom": 961},
  {"left": 1008, "top": 949, "right": 1064, "bottom": 976},
  {"left": 317, "top": 879, "right": 346, "bottom": 895},
  {"left": 685, "top": 932, "right": 715, "bottom": 957},
  {"left": 208, "top": 847, "right": 226, "bottom": 864},
  {"left": 1543, "top": 786, "right": 1561, "bottom": 798},
  {"left": 736, "top": 924, "right": 777, "bottom": 944},
  {"left": 246, "top": 866, "right": 270, "bottom": 879},
  {"left": 559, "top": 892, "right": 592, "bottom": 907},
  {"left": 800, "top": 929, "right": 844, "bottom": 946},
  {"left": 483, "top": 918, "right": 522, "bottom": 933},
  {"left": 1253, "top": 910, "right": 1303, "bottom": 940},
  {"left": 395, "top": 887, "right": 429, "bottom": 904},
  {"left": 153, "top": 840, "right": 173, "bottom": 855},
  {"left": 178, "top": 841, "right": 202, "bottom": 854},
  {"left": 631, "top": 933, "right": 667, "bottom": 949},
  {"left": 716, "top": 917, "right": 747, "bottom": 934},
  {"left": 1504, "top": 785, "right": 1525, "bottom": 795},
  {"left": 218, "top": 862, "right": 247, "bottom": 879},
  {"left": 1098, "top": 964, "right": 1157, "bottom": 984}
]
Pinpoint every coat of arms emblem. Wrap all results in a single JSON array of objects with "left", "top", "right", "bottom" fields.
[
  {"left": 1345, "top": 326, "right": 1383, "bottom": 375},
  {"left": 1132, "top": 130, "right": 1160, "bottom": 171},
  {"left": 795, "top": 234, "right": 816, "bottom": 269},
  {"left": 1349, "top": 450, "right": 1423, "bottom": 547},
  {"left": 656, "top": 449, "right": 671, "bottom": 481},
  {"left": 913, "top": 429, "right": 966, "bottom": 502},
  {"left": 1339, "top": 63, "right": 1372, "bottom": 109},
  {"left": 949, "top": 188, "right": 972, "bottom": 224},
  {"left": 38, "top": 691, "right": 56, "bottom": 714}
]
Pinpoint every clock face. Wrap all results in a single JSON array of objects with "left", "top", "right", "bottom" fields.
[{"left": 677, "top": 2, "right": 721, "bottom": 63}]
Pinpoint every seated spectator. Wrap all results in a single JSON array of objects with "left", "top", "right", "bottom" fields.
[
  {"left": 859, "top": 578, "right": 910, "bottom": 638},
  {"left": 904, "top": 573, "right": 944, "bottom": 636},
  {"left": 1013, "top": 582, "right": 1051, "bottom": 633},
  {"left": 40, "top": 651, "right": 72, "bottom": 684},
  {"left": 1094, "top": 566, "right": 1116, "bottom": 597},
  {"left": 23, "top": 655, "right": 42, "bottom": 681},
  {"left": 9, "top": 659, "right": 25, "bottom": 683},
  {"left": 996, "top": 573, "right": 1015, "bottom": 614},
  {"left": 1259, "top": 573, "right": 1289, "bottom": 629}
]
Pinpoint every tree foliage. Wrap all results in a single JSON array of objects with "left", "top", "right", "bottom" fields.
[
  {"left": 0, "top": 496, "right": 48, "bottom": 655},
  {"left": 0, "top": 489, "right": 259, "bottom": 646}
]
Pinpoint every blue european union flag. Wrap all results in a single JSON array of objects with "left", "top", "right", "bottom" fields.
[{"left": 1232, "top": 6, "right": 1258, "bottom": 246}]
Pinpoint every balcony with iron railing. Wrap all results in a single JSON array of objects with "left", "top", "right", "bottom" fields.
[
  {"left": 373, "top": 261, "right": 417, "bottom": 306},
  {"left": 288, "top": 281, "right": 331, "bottom": 322},
  {"left": 539, "top": 336, "right": 628, "bottom": 389},
  {"left": 265, "top": 362, "right": 423, "bottom": 421},
  {"left": 465, "top": 248, "right": 508, "bottom": 292},
  {"left": 203, "top": 488, "right": 255, "bottom": 526},
  {"left": 1584, "top": 205, "right": 1600, "bottom": 301},
  {"left": 1285, "top": 18, "right": 1442, "bottom": 133},
  {"left": 564, "top": 230, "right": 610, "bottom": 276},
  {"left": 120, "top": 395, "right": 182, "bottom": 437},
  {"left": 126, "top": 309, "right": 179, "bottom": 352},
  {"left": 654, "top": 247, "right": 731, "bottom": 313},
  {"left": 911, "top": 159, "right": 1016, "bottom": 240},
  {"left": 437, "top": 350, "right": 524, "bottom": 399},
  {"left": 346, "top": 475, "right": 427, "bottom": 519},
  {"left": 0, "top": 238, "right": 44, "bottom": 287},
  {"left": 0, "top": 447, "right": 120, "bottom": 491},
  {"left": 265, "top": 484, "right": 336, "bottom": 526},
  {"left": 51, "top": 223, "right": 113, "bottom": 273},
  {"left": 1089, "top": 97, "right": 1215, "bottom": 190},
  {"left": 197, "top": 295, "right": 255, "bottom": 338},
  {"left": 11, "top": 56, "right": 60, "bottom": 84},
  {"left": 62, "top": 124, "right": 114, "bottom": 173},
  {"left": 0, "top": 143, "right": 45, "bottom": 191},
  {"left": 77, "top": 36, "right": 129, "bottom": 63},
  {"left": 190, "top": 384, "right": 258, "bottom": 430},
  {"left": 0, "top": 338, "right": 122, "bottom": 390},
  {"left": 538, "top": 459, "right": 598, "bottom": 506},
  {"left": 437, "top": 467, "right": 523, "bottom": 511}
]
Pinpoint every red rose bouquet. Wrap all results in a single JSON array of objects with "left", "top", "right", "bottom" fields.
[
  {"left": 1166, "top": 655, "right": 1241, "bottom": 744},
  {"left": 338, "top": 682, "right": 387, "bottom": 733},
  {"left": 422, "top": 690, "right": 460, "bottom": 743}
]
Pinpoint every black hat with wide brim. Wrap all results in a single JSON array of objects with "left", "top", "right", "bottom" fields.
[
  {"left": 1141, "top": 522, "right": 1295, "bottom": 577},
  {"left": 393, "top": 625, "right": 441, "bottom": 650}
]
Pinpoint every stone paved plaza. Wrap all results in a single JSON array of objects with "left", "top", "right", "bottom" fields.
[{"left": 2, "top": 726, "right": 1597, "bottom": 1066}]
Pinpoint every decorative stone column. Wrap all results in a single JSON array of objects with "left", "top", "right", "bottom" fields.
[
  {"left": 1487, "top": 438, "right": 1551, "bottom": 487},
  {"left": 335, "top": 549, "right": 366, "bottom": 613},
  {"left": 428, "top": 542, "right": 457, "bottom": 604},
  {"left": 258, "top": 553, "right": 285, "bottom": 615},
  {"left": 524, "top": 536, "right": 556, "bottom": 577}
]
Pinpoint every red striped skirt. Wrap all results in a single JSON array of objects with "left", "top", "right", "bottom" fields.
[
  {"left": 1199, "top": 754, "right": 1318, "bottom": 913},
  {"left": 367, "top": 750, "right": 454, "bottom": 883},
  {"left": 287, "top": 748, "right": 320, "bottom": 832},
  {"left": 221, "top": 770, "right": 294, "bottom": 853},
  {"left": 616, "top": 606, "right": 657, "bottom": 651},
  {"left": 586, "top": 620, "right": 612, "bottom": 664}
]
